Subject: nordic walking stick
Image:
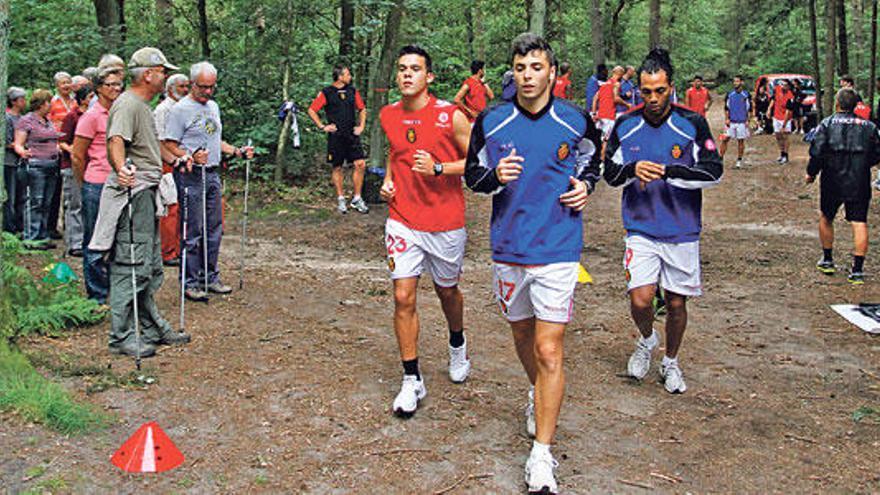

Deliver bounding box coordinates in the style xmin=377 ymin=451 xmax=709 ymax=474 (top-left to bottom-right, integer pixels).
xmin=200 ymin=152 xmax=208 ymax=295
xmin=238 ymin=139 xmax=252 ymax=290
xmin=179 ymin=186 xmax=188 ymax=333
xmin=24 ymin=159 xmax=31 ymax=243
xmin=124 ymin=158 xmax=141 ymax=370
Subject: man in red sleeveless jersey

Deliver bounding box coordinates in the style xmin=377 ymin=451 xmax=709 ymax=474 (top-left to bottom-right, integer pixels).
xmin=379 ymin=45 xmax=473 ymax=418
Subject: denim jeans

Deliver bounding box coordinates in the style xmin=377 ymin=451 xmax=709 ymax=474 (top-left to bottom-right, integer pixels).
xmin=175 ymin=167 xmax=224 ymax=289
xmin=82 ymin=181 xmax=108 ymax=303
xmin=23 ymin=159 xmax=59 ymax=241
xmin=2 ymin=165 xmax=24 ymax=233
xmin=61 ymin=168 xmax=83 ymax=250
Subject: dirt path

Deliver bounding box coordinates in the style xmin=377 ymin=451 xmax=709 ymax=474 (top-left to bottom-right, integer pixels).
xmin=3 ymin=102 xmax=880 ymax=494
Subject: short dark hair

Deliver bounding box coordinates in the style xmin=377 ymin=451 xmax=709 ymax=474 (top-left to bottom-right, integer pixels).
xmin=509 ymin=32 xmax=557 ymax=68
xmin=596 ymin=63 xmax=608 ymax=73
xmin=638 ymin=47 xmax=674 ymax=84
xmin=734 ymin=74 xmax=744 ymax=80
xmin=693 ymin=75 xmax=703 ymax=81
xmin=840 ymin=74 xmax=854 ymax=85
xmin=73 ymin=86 xmax=92 ymax=105
xmin=837 ymin=88 xmax=858 ymax=112
xmin=332 ymin=65 xmax=349 ymax=82
xmin=398 ymin=45 xmax=433 ymax=73
xmin=559 ymin=62 xmax=571 ymax=75
xmin=470 ymin=60 xmax=485 ymax=74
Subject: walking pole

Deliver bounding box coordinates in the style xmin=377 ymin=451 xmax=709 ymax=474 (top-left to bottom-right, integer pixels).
xmin=125 ymin=158 xmax=141 ymax=371
xmin=200 ymin=151 xmax=209 ymax=295
xmin=179 ymin=186 xmax=188 ymax=333
xmin=24 ymin=159 xmax=31 ymax=243
xmin=238 ymin=139 xmax=252 ymax=290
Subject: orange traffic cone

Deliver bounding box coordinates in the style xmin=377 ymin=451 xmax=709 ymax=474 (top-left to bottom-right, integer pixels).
xmin=111 ymin=422 xmax=184 ymax=473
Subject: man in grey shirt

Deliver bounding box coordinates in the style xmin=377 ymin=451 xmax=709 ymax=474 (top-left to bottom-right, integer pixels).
xmin=96 ymin=47 xmax=191 ymax=358
xmin=162 ymin=61 xmax=253 ymax=301
xmin=3 ymin=87 xmax=26 ymax=233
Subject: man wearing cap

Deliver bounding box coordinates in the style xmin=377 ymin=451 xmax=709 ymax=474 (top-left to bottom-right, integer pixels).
xmin=3 ymin=87 xmax=27 ymax=234
xmin=89 ymin=47 xmax=190 ymax=358
xmin=162 ymin=61 xmax=253 ymax=301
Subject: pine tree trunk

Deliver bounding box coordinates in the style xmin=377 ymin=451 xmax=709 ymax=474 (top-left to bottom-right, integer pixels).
xmin=824 ymin=0 xmax=838 ymax=116
xmin=869 ymin=0 xmax=878 ymax=110
xmin=838 ymin=0 xmax=849 ymax=75
xmin=0 ymin=0 xmax=8 ymax=206
xmin=274 ymin=0 xmax=295 ymax=181
xmin=474 ymin=0 xmax=485 ymax=60
xmin=367 ymin=0 xmax=406 ymax=168
xmin=590 ymin=0 xmax=605 ymax=65
xmin=809 ymin=0 xmax=824 ymax=119
xmin=611 ymin=0 xmax=626 ymax=60
xmin=155 ymin=0 xmax=176 ymax=55
xmin=340 ymin=0 xmax=355 ymax=61
xmin=649 ymin=0 xmax=661 ymax=49
xmin=529 ymin=0 xmax=546 ymax=36
xmin=93 ymin=0 xmax=124 ymax=50
xmin=198 ymin=0 xmax=210 ymax=58
xmin=853 ymin=0 xmax=866 ymax=79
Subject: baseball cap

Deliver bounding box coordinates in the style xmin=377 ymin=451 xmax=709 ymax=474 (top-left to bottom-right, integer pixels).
xmin=128 ymin=47 xmax=179 ymax=71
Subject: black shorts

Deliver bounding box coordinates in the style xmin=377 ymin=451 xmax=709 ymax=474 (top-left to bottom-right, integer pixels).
xmin=327 ymin=133 xmax=365 ymax=167
xmin=821 ymin=193 xmax=869 ymax=222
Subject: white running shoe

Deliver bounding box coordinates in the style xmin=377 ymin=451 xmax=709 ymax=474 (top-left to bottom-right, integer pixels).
xmin=350 ymin=196 xmax=369 ymax=214
xmin=627 ymin=331 xmax=657 ymax=380
xmin=524 ymin=449 xmax=559 ymax=494
xmin=525 ymin=385 xmax=536 ymax=438
xmin=448 ymin=337 xmax=471 ymax=383
xmin=337 ymin=196 xmax=348 ymax=214
xmin=660 ymin=360 xmax=688 ymax=394
xmin=392 ymin=375 xmax=426 ymax=417
xmin=735 ymin=159 xmax=743 ymax=169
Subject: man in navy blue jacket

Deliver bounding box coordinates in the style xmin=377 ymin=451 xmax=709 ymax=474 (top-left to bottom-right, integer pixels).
xmin=465 ymin=33 xmax=602 ymax=495
xmin=603 ymin=48 xmax=723 ymax=395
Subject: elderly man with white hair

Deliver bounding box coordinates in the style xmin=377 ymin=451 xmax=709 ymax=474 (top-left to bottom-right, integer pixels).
xmin=162 ymin=61 xmax=253 ymax=301
xmin=154 ymin=73 xmax=190 ymax=266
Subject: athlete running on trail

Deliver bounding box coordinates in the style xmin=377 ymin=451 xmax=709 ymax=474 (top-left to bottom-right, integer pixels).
xmin=684 ymin=75 xmax=711 ymax=117
xmin=603 ymin=48 xmax=723 ymax=395
xmin=767 ymin=79 xmax=794 ymax=164
xmin=465 ymin=33 xmax=602 ymax=495
xmin=379 ymin=45 xmax=473 ymax=418
xmin=719 ymin=75 xmax=751 ymax=169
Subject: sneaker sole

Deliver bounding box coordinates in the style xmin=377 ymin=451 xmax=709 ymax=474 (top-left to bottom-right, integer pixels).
xmin=527 ymin=488 xmax=556 ymax=495
xmin=848 ymin=279 xmax=865 ymax=285
xmin=816 ymin=266 xmax=835 ymax=275
xmin=449 ymin=363 xmax=470 ymax=383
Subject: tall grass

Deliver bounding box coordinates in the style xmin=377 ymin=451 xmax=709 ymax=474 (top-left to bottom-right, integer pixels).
xmin=0 ymin=341 xmax=106 ymax=434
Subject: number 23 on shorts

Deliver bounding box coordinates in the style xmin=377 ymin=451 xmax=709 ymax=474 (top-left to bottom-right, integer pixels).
xmin=386 ymin=234 xmax=407 ymax=255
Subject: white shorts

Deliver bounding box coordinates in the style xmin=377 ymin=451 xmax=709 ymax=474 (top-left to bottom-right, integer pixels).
xmin=385 ymin=218 xmax=466 ymax=287
xmin=726 ymin=122 xmax=750 ymax=140
xmin=624 ymin=235 xmax=702 ymax=297
xmin=493 ymin=262 xmax=579 ymax=323
xmin=597 ymin=119 xmax=615 ymax=140
xmin=773 ymin=118 xmax=791 ymax=134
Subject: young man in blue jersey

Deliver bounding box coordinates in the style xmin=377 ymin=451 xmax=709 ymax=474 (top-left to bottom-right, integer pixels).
xmin=603 ymin=48 xmax=723 ymax=394
xmin=719 ymin=75 xmax=751 ymax=168
xmin=465 ymin=33 xmax=602 ymax=495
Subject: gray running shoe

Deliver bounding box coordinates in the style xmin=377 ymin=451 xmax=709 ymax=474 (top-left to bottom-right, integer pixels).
xmin=350 ymin=196 xmax=369 ymax=214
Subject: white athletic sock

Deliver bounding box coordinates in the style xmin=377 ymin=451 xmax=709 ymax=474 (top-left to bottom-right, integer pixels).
xmin=640 ymin=330 xmax=659 ymax=349
xmin=352 ymin=195 xmax=362 ymax=201
xmin=531 ymin=440 xmax=551 ymax=458
xmin=662 ymin=355 xmax=678 ymax=368
xmin=337 ymin=195 xmax=345 ymax=200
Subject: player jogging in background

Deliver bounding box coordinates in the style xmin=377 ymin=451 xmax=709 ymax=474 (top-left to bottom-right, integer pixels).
xmin=767 ymin=79 xmax=794 ymax=164
xmin=454 ymin=60 xmax=494 ymax=123
xmin=465 ymin=32 xmax=602 ymax=495
xmin=684 ymin=75 xmax=711 ymax=117
xmin=379 ymin=45 xmax=473 ymax=418
xmin=592 ymin=66 xmax=629 ymax=142
xmin=603 ymin=48 xmax=723 ymax=395
xmin=719 ymin=75 xmax=751 ymax=168
xmin=552 ymin=62 xmax=573 ymax=99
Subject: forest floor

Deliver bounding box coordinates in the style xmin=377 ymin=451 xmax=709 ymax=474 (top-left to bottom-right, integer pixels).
xmin=3 ymin=102 xmax=880 ymax=494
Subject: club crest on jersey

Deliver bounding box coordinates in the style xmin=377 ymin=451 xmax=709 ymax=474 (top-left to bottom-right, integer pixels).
xmin=388 ymin=257 xmax=396 ymax=272
xmin=339 ymin=91 xmax=347 ymax=100
xmin=327 ymin=153 xmax=333 ymax=162
xmin=438 ymin=112 xmax=449 ymax=124
xmin=557 ymin=142 xmax=570 ymax=161
xmin=406 ymin=128 xmax=417 ymax=143
xmin=670 ymin=144 xmax=682 ymax=159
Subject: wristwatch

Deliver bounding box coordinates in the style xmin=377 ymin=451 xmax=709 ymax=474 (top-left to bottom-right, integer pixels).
xmin=433 ymin=162 xmax=443 ymax=176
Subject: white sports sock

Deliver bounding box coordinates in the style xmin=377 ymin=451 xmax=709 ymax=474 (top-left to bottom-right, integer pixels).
xmin=352 ymin=195 xmax=362 ymax=201
xmin=641 ymin=329 xmax=659 ymax=349
xmin=337 ymin=195 xmax=345 ymax=200
xmin=531 ymin=440 xmax=551 ymax=457
xmin=662 ymin=355 xmax=678 ymax=368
